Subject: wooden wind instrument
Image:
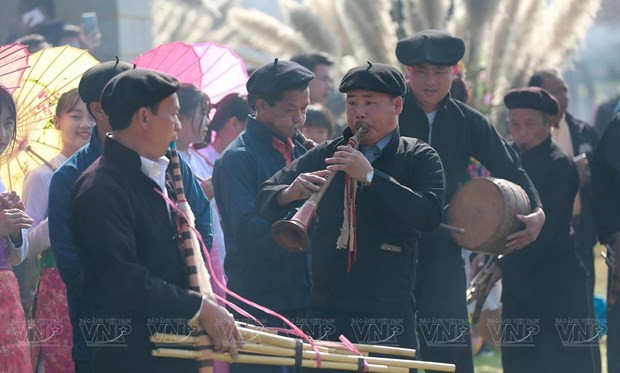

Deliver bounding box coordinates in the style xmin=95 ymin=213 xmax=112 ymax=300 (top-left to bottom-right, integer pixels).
xmin=271 ymin=125 xmax=366 ymax=252
xmin=167 ymin=141 xmax=214 ymax=372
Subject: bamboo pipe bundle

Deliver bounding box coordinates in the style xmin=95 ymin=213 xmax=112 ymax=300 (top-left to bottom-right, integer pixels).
xmin=238 ymin=323 xmax=416 ymax=358
xmin=152 ymin=348 xmax=408 ymax=373
xmin=150 ymin=328 xmax=456 ymax=372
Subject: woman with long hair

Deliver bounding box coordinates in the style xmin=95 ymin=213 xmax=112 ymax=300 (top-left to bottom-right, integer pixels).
xmin=0 ymin=85 xmax=34 ymax=373
xmin=23 ymin=88 xmax=93 ymax=372
xmin=176 ymin=84 xmax=249 ymax=373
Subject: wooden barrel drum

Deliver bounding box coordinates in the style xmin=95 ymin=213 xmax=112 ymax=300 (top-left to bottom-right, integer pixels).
xmin=447 ymin=177 xmax=531 ymax=256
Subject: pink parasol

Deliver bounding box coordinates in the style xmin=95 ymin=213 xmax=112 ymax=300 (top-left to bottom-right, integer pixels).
xmin=133 ymin=41 xmax=249 ymax=105
xmin=0 ymin=43 xmax=30 ymax=93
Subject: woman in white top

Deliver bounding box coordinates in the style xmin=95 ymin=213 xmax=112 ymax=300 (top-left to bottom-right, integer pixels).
xmin=0 ymin=85 xmax=34 ymax=373
xmin=175 ymin=84 xmax=228 ymax=293
xmin=176 ymin=84 xmax=248 ymax=373
xmin=192 ymin=93 xmax=250 ymax=271
xmin=23 ymin=88 xmax=93 ymax=372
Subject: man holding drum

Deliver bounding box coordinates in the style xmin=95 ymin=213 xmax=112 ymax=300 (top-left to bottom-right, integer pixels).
xmin=395 ymin=30 xmax=545 ymax=372
xmin=499 ymin=87 xmax=594 ymax=372
xmin=257 ymin=62 xmax=445 ymax=370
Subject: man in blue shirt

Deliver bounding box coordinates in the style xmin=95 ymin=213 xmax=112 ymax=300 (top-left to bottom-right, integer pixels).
xmin=48 ymin=60 xmax=213 ymax=373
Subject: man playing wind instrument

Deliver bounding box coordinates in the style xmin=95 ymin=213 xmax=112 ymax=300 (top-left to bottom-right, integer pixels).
xmin=257 ymin=63 xmax=445 ymax=372
xmin=212 ymin=59 xmax=314 ymax=373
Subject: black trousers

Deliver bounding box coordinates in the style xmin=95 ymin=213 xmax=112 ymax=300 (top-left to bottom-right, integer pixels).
xmin=415 ymin=262 xmax=474 ymax=373
xmin=608 ymin=267 xmax=620 ymax=373
xmin=501 ymin=266 xmax=595 ymax=373
xmin=301 ymin=307 xmax=418 ymax=373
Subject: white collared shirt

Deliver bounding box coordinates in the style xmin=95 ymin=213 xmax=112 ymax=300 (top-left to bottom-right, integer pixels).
xmin=139 ymin=155 xmax=170 ymax=193
xmin=139 ymin=156 xmax=171 ymax=215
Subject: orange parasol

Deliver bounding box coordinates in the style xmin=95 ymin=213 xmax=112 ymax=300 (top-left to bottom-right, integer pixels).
xmin=0 ymin=45 xmax=98 ymax=193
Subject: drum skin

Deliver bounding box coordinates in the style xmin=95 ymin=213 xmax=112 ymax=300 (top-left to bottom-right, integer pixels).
xmin=447 ymin=177 xmax=531 ymax=255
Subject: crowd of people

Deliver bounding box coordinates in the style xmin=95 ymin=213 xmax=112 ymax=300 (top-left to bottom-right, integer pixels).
xmin=0 ymin=23 xmax=618 ymax=373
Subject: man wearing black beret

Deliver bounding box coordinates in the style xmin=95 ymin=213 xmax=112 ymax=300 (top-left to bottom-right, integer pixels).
xmin=49 ymin=60 xmax=217 ymax=373
xmin=498 ymin=87 xmax=594 ymax=372
xmin=212 ymin=59 xmax=314 ymax=373
xmin=529 ymin=71 xmax=601 ymax=372
xmin=396 ymin=30 xmax=545 ymax=372
xmin=49 ymin=59 xmax=133 ymax=373
xmin=67 ymin=69 xmax=242 ymax=372
xmin=256 ymin=62 xmax=446 ymax=367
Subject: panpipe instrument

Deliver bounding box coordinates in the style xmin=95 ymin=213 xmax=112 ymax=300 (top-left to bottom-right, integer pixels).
xmin=151 ymin=322 xmax=456 ymax=372
xmin=168 ymin=141 xmax=214 ymax=372
xmin=271 ymin=125 xmax=367 ymax=252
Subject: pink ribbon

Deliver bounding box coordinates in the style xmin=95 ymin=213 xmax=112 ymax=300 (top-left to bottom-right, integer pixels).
xmin=155 ymin=188 xmax=324 ymax=366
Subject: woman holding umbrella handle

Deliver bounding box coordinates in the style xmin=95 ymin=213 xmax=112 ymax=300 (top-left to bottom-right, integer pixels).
xmin=22 ymin=88 xmax=94 ymax=372
xmin=0 ymin=85 xmax=34 ymax=373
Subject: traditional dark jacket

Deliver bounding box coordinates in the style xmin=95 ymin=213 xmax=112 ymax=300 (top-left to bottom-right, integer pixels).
xmin=69 ymin=138 xmax=202 ymax=372
xmin=565 ymin=113 xmax=599 ymax=254
xmin=593 ymin=95 xmax=620 ymax=137
xmin=398 ymin=91 xmax=542 ymax=269
xmin=256 ymin=128 xmax=445 ymax=316
xmin=499 ymin=136 xmax=581 ymax=296
xmin=212 ymin=116 xmax=311 ymax=311
xmin=591 ymin=114 xmax=620 ymax=243
xmin=497 ymin=137 xmax=595 ymax=373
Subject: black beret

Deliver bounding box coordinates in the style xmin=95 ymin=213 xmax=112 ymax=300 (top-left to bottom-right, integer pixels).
xmin=78 ymin=59 xmax=134 ymax=103
xmin=339 ymin=62 xmax=406 ymax=97
xmin=100 ymin=69 xmax=180 ymax=125
xmin=246 ymin=58 xmax=314 ymax=96
xmin=396 ymin=30 xmax=465 ymax=66
xmin=504 ymin=87 xmax=559 ymax=116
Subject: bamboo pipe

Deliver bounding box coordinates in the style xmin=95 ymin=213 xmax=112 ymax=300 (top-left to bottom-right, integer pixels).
xmin=236 ymin=320 xmax=415 ymax=357
xmin=238 ymin=327 xmax=330 ymax=353
xmin=152 ymin=349 xmax=409 ymax=373
xmin=240 ymin=341 xmax=452 ymax=372
xmin=345 ymin=343 xmax=416 ymax=358
xmin=235 ymin=321 xmax=278 ymax=334
xmin=151 ymin=331 xmax=330 ymax=354
xmin=150 ymin=335 xmax=451 ymax=372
